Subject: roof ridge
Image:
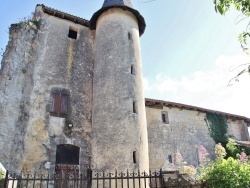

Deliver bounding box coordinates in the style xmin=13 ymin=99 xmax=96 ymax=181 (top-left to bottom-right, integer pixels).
xmin=36 ymin=4 xmax=89 ymax=27
xmin=145 ymin=98 xmax=250 ymax=123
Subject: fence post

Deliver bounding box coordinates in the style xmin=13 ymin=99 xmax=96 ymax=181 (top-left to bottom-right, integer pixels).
xmin=160 ymin=169 xmax=164 ymax=188
xmin=87 ymin=168 xmax=92 ymax=188
xmin=3 ymin=170 xmax=8 ymax=188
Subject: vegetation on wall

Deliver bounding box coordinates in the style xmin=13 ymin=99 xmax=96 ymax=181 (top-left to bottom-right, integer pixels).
xmin=206 ymin=112 xmax=250 ymax=158
xmin=0 ymin=171 xmax=4 ymax=180
xmin=10 ymin=12 xmax=42 ymax=33
xmin=205 ymin=112 xmax=228 ymax=144
xmin=227 ymin=138 xmax=250 ymax=157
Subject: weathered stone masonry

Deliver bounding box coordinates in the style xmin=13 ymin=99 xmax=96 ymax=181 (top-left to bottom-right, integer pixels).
xmin=0 ymin=5 xmax=94 ymax=172
xmin=145 ymin=99 xmax=250 ymax=170
xmin=0 ymin=1 xmax=249 ymax=174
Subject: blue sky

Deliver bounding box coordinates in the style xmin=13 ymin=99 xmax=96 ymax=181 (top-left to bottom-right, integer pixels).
xmin=0 ymin=0 xmax=250 ymax=117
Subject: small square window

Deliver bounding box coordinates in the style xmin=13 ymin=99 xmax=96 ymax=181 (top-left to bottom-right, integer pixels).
xmin=161 ymin=111 xmax=169 ymax=124
xmin=68 ymin=27 xmax=78 ymax=39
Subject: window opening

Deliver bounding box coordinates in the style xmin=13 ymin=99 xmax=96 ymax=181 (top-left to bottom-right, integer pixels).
xmin=133 ymin=101 xmax=137 ymax=114
xmin=133 ymin=151 xmax=137 ymax=164
xmin=68 ymin=27 xmax=78 ymax=39
xmin=51 ymin=91 xmax=68 ymax=117
xmin=131 ymin=64 xmax=135 ymax=75
xmin=128 ymin=32 xmax=132 ymax=40
xmin=168 ymin=155 xmax=172 ymax=163
xmin=161 ymin=111 xmax=169 ymax=124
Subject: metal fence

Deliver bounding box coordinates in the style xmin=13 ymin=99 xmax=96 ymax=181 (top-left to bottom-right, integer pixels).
xmin=3 ymin=167 xmax=164 ymax=188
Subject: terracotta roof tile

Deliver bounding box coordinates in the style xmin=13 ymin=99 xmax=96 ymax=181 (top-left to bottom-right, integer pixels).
xmin=37 ymin=4 xmax=89 ymax=27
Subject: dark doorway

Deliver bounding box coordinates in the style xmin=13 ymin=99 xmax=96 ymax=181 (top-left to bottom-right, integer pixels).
xmin=55 ymin=144 xmax=80 ymax=188
xmin=56 ymin=144 xmax=80 ymax=165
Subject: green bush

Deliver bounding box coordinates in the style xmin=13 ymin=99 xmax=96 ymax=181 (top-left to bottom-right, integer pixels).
xmin=201 ymin=157 xmax=250 ymax=188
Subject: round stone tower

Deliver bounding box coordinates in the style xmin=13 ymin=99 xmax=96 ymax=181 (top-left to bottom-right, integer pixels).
xmin=90 ymin=0 xmax=149 ymax=172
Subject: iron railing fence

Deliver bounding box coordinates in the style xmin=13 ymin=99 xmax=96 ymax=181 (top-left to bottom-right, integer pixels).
xmin=91 ymin=169 xmax=164 ymax=188
xmin=3 ymin=170 xmax=91 ymax=188
xmin=3 ymin=167 xmax=165 ymax=188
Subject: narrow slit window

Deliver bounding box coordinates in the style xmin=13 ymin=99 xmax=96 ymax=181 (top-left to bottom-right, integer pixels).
xmin=128 ymin=32 xmax=132 ymax=40
xmin=68 ymin=27 xmax=78 ymax=39
xmin=168 ymin=155 xmax=172 ymax=163
xmin=161 ymin=111 xmax=169 ymax=124
xmin=131 ymin=64 xmax=135 ymax=75
xmin=133 ymin=151 xmax=137 ymax=164
xmin=133 ymin=101 xmax=137 ymax=114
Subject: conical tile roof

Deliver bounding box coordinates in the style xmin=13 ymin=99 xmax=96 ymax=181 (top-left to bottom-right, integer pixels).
xmin=102 ymin=0 xmax=133 ymax=8
xmin=90 ymin=0 xmax=146 ymax=36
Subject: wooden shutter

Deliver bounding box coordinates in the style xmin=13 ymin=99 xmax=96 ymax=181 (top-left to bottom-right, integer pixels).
xmin=51 ymin=92 xmax=68 ymax=117
xmin=51 ymin=93 xmax=61 ymax=116
xmin=60 ymin=94 xmax=68 ymax=116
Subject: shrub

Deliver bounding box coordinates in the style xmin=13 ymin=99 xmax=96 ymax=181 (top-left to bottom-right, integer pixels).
xmin=201 ymin=143 xmax=250 ymax=188
xmin=201 ymin=157 xmax=250 ymax=188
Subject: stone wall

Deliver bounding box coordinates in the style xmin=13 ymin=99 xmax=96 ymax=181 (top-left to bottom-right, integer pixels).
xmin=146 ymin=105 xmax=249 ymax=171
xmin=0 ymin=22 xmax=38 ymax=171
xmin=0 ymin=7 xmax=94 ymax=172
xmin=92 ymin=8 xmax=149 ymax=172
xmin=227 ymin=119 xmax=249 ymax=141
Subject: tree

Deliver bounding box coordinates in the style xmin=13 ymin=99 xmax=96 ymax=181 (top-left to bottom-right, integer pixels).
xmin=213 ymin=0 xmax=250 ymax=85
xmin=214 ymin=0 xmax=250 ymax=51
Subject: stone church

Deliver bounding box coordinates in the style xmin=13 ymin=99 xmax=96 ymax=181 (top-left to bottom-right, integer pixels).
xmin=0 ymin=0 xmax=249 ymax=174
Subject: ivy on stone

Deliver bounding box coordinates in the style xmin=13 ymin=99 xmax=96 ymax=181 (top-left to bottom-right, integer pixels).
xmin=206 ymin=112 xmax=228 ymax=144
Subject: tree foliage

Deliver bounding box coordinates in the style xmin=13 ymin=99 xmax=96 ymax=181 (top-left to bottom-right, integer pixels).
xmin=214 ymin=0 xmax=250 ymax=51
xmin=214 ymin=0 xmax=250 ymax=15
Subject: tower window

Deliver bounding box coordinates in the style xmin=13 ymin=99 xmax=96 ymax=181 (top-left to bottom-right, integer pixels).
xmin=68 ymin=26 xmax=78 ymax=39
xmin=133 ymin=101 xmax=137 ymax=114
xmin=131 ymin=64 xmax=135 ymax=75
xmin=51 ymin=91 xmax=68 ymax=118
xmin=133 ymin=151 xmax=137 ymax=164
xmin=128 ymin=32 xmax=132 ymax=40
xmin=161 ymin=111 xmax=169 ymax=124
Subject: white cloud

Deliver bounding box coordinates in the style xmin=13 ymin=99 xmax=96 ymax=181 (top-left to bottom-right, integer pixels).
xmin=144 ymin=54 xmax=250 ymax=117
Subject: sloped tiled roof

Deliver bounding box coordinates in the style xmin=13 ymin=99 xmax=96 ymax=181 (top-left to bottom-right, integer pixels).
xmin=145 ymin=98 xmax=250 ymax=124
xmin=37 ymin=4 xmax=90 ymax=27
